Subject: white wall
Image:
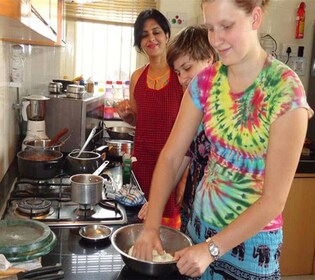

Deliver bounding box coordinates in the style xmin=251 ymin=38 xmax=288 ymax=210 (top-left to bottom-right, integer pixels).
xmin=158 ymin=0 xmax=315 ymax=92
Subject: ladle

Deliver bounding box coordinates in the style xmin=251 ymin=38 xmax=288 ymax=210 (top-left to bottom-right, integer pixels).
xmin=76 ymin=127 xmax=96 ymax=158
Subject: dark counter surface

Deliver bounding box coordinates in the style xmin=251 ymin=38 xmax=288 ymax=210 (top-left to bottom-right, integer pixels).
xmin=0 ymin=159 xmax=185 ymax=280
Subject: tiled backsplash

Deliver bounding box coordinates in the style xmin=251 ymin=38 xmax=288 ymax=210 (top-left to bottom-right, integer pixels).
xmin=0 ymin=41 xmax=62 ymax=180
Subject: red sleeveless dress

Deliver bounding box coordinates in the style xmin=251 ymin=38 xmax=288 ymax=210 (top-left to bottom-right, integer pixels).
xmin=132 ymin=65 xmax=183 ymax=222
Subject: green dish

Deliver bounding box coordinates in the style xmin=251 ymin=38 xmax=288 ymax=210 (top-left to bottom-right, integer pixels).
xmin=0 ymin=219 xmax=52 ymax=256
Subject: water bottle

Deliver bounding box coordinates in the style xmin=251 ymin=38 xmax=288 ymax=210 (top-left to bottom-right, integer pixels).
xmin=113 ymin=81 xmax=124 ymax=118
xmin=123 ymin=80 xmax=130 ymax=99
xmin=104 ymin=80 xmax=114 ymax=119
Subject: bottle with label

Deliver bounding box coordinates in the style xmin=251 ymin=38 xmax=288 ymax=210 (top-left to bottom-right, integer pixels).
xmin=104 ymin=80 xmax=114 ymax=119
xmin=123 ymin=80 xmax=130 ymax=99
xmin=113 ymin=80 xmax=124 ymax=118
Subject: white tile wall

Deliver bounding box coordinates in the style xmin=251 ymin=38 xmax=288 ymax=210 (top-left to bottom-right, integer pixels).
xmin=0 ymin=41 xmax=62 ymax=181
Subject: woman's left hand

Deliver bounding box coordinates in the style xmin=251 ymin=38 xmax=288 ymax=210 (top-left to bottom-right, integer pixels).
xmin=174 ymin=242 xmax=212 ymax=277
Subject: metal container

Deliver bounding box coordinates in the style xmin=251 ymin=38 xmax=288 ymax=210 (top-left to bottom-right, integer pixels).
xmin=111 ymin=224 xmax=192 ymax=277
xmin=64 ymin=150 xmax=103 ymax=175
xmin=106 ymin=139 xmax=133 ymax=157
xmin=23 ymin=139 xmax=63 ymax=151
xmin=24 ymin=95 xmax=49 ymax=121
xmin=48 ymin=82 xmax=63 ymax=94
xmin=17 ymin=149 xmax=63 ymax=180
xmin=70 ymin=174 xmax=104 ymax=205
xmin=106 ymin=126 xmax=134 ymax=140
xmin=79 ymin=225 xmax=112 ymax=242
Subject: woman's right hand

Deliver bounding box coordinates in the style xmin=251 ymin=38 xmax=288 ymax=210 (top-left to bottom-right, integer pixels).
xmin=132 ymin=227 xmax=164 ymax=262
xmin=116 ymin=99 xmax=135 ymax=125
xmin=138 ymin=202 xmax=149 ymax=220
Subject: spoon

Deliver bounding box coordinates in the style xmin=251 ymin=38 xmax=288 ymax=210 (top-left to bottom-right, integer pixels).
xmin=76 ymin=127 xmax=96 ymax=158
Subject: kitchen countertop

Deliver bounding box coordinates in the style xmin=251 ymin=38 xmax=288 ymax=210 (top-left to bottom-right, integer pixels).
xmin=0 ymin=159 xmax=186 ymax=280
xmin=1 ymin=156 xmax=315 ymax=279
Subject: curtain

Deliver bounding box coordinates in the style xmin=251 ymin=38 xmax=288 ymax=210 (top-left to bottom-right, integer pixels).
xmin=64 ymin=0 xmax=157 ymax=84
xmin=65 ymin=0 xmax=158 ymax=26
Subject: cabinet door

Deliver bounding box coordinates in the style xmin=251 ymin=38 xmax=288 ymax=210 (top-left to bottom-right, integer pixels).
xmin=50 ymin=0 xmax=58 ymax=34
xmin=280 ymin=177 xmax=315 ymax=275
xmin=31 ymin=0 xmax=50 ymax=25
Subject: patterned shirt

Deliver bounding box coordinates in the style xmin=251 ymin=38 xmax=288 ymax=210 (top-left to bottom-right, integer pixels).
xmin=189 ymin=55 xmax=312 ymax=231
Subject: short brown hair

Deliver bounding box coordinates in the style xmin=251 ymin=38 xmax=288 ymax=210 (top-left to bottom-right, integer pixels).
xmin=167 ymin=25 xmax=217 ymax=69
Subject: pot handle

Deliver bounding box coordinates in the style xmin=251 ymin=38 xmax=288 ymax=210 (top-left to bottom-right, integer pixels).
xmin=93 ymin=160 xmax=109 ymax=176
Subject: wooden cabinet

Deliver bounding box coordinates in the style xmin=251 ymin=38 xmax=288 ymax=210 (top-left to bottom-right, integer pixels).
xmin=0 ymin=0 xmax=63 ymax=46
xmin=280 ymin=175 xmax=315 ymax=276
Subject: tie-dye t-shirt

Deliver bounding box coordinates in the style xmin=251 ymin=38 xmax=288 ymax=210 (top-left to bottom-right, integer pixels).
xmin=189 ymin=55 xmax=312 ymax=231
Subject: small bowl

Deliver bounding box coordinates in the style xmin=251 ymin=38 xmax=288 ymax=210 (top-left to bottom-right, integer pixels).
xmin=79 ymin=225 xmax=112 ymax=242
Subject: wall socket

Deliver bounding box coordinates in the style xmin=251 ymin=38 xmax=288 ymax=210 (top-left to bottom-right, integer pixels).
xmin=278 ymin=55 xmax=306 ymax=76
xmin=281 ymin=44 xmax=300 ymax=57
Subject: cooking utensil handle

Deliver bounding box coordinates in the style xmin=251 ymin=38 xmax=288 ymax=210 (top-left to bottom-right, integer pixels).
xmin=47 ymin=128 xmax=69 ymax=147
xmin=93 ymin=160 xmax=110 ymax=176
xmin=17 ymin=264 xmax=62 ymax=279
xmin=24 ymin=271 xmax=65 ymax=280
xmin=77 ymin=127 xmax=96 ymax=158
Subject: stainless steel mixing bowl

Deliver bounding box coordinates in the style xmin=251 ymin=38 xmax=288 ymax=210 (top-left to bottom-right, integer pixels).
xmin=111 ymin=223 xmax=192 ymax=277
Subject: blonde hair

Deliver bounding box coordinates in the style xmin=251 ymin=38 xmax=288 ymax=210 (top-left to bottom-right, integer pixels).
xmin=200 ymin=0 xmax=269 ymax=14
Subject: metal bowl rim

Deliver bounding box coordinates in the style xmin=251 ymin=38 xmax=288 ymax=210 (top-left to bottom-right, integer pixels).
xmin=111 ymin=223 xmax=192 ymax=265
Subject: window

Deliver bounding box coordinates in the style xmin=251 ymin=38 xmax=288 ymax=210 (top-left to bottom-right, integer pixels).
xmin=65 ymin=0 xmax=157 ymax=83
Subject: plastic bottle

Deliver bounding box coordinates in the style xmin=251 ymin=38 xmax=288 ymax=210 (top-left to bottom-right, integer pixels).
xmin=295 ymin=2 xmax=306 ymax=39
xmin=104 ymin=80 xmax=114 ymax=119
xmin=123 ymin=80 xmax=130 ymax=99
xmin=113 ymin=81 xmax=124 ymax=118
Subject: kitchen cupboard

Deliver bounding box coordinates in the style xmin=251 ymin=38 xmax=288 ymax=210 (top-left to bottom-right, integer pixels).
xmin=280 ymin=174 xmax=315 ymax=276
xmin=0 ymin=0 xmax=63 ymax=46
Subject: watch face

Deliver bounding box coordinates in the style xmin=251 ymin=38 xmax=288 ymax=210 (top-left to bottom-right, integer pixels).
xmin=211 ymin=245 xmax=219 ymax=256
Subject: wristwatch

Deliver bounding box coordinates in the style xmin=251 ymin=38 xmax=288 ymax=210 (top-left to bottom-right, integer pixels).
xmin=206 ymin=237 xmax=220 ymax=261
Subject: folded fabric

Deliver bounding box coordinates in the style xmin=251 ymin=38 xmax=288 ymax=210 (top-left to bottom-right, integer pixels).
xmin=114 ymin=184 xmax=146 ymax=206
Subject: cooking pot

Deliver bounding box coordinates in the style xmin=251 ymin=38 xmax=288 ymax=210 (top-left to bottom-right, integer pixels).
xmin=106 ymin=139 xmax=133 ymax=157
xmin=106 ymin=126 xmax=135 ymax=141
xmin=17 ymin=149 xmax=63 ymax=180
xmin=67 ymin=84 xmax=85 ymax=99
xmin=48 ymin=82 xmax=63 ymax=94
xmin=70 ymin=160 xmax=109 ymax=205
xmin=23 ymin=139 xmax=63 ymax=151
xmin=64 ymin=150 xmax=106 ymax=176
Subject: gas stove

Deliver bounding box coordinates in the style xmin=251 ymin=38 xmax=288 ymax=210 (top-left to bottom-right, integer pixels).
xmin=1 ymin=172 xmax=128 ymax=227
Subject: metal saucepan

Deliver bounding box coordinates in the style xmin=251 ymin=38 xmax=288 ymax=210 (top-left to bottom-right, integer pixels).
xmin=106 ymin=126 xmax=135 ymax=141
xmin=70 ymin=160 xmax=109 ymax=205
xmin=23 ymin=139 xmax=63 ymax=151
xmin=17 ymin=149 xmax=63 ymax=180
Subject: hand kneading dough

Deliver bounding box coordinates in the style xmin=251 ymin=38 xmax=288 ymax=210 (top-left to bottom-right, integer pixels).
xmin=128 ymin=245 xmax=174 ymax=262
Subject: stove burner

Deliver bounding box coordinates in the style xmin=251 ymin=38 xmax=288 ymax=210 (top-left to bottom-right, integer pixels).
xmin=74 ymin=205 xmax=95 ymax=217
xmin=17 ymin=198 xmax=52 ymax=215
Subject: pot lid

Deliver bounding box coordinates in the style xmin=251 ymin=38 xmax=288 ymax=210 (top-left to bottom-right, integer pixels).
xmin=24 ymin=95 xmax=49 ymax=101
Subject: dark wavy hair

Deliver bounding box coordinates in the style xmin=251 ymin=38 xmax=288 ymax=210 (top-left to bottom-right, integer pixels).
xmin=134 ymin=9 xmax=171 ymax=53
xmin=167 ymin=25 xmax=218 ymax=69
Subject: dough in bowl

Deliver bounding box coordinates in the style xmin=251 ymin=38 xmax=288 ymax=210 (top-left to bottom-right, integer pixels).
xmin=128 ymin=245 xmax=174 ymax=262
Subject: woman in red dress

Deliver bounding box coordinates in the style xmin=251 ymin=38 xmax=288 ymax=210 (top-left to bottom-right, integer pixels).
xmin=117 ymin=9 xmax=183 ymax=229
